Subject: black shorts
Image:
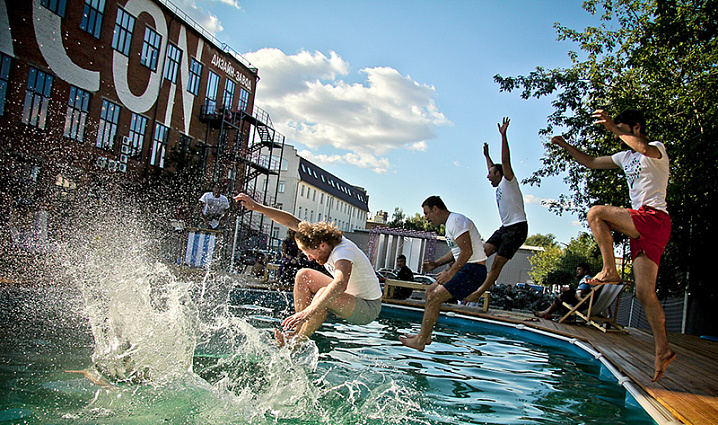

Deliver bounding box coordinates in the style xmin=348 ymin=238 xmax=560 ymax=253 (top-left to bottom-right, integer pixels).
xmin=443 ymin=263 xmax=488 ymax=300
xmin=485 ymin=221 xmax=528 ymax=260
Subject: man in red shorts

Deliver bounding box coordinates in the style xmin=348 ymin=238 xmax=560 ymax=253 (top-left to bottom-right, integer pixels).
xmin=550 ymin=108 xmax=675 ymax=382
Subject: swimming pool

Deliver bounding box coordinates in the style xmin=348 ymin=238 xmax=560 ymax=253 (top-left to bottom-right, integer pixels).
xmin=0 ymin=284 xmax=667 ymax=424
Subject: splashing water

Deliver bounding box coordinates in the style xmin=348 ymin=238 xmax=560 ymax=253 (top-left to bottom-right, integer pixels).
xmin=16 ymin=206 xmax=426 ymax=424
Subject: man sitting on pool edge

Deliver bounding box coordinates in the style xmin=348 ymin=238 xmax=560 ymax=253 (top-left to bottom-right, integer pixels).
xmin=235 ymin=193 xmax=383 ymax=347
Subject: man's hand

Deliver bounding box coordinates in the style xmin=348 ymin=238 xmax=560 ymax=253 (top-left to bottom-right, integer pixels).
xmin=234 ymin=193 xmax=258 ymax=211
xmin=592 ymin=109 xmax=618 ymax=133
xmin=422 ymin=259 xmax=437 ymax=273
xmin=282 ymin=309 xmax=311 ymax=331
xmin=498 ymin=117 xmax=510 ymax=135
xmin=550 ymin=135 xmax=566 ymax=146
xmin=483 ymin=142 xmax=490 ymax=157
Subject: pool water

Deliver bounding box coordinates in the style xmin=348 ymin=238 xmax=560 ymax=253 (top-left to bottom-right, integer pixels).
xmin=0 ymin=285 xmax=656 ymax=425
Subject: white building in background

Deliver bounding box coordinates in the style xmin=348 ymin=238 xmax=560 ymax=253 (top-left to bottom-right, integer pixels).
xmin=254 ymin=145 xmax=370 ymax=249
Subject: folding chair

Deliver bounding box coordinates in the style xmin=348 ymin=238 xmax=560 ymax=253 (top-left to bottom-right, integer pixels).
xmin=558 ymin=281 xmax=632 ymax=333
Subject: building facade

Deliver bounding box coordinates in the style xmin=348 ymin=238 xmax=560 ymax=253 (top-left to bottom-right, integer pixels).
xmin=0 ymin=0 xmax=279 ymax=204
xmin=252 ymin=145 xmax=370 ymax=250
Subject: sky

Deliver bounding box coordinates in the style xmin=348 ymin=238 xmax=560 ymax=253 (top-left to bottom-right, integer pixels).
xmin=176 ymin=0 xmax=606 ymax=244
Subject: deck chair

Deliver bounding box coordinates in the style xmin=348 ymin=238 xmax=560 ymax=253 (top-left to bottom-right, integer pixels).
xmin=558 ymin=281 xmax=632 ymax=333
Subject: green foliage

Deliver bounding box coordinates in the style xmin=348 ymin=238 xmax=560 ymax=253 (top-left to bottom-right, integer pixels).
xmin=529 ymin=232 xmax=604 ymax=286
xmin=496 ymin=0 xmax=718 ymax=296
xmin=525 ymin=233 xmax=559 ymax=248
xmin=387 ymin=207 xmax=443 ymax=234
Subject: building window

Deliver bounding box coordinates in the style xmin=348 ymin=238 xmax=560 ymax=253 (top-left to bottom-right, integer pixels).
xmin=164 ymin=44 xmax=182 ymax=83
xmin=188 ymin=59 xmax=202 ymax=95
xmin=0 ymin=53 xmax=12 ymax=116
xmin=223 ymin=79 xmax=235 ymax=108
xmin=22 ymin=67 xmax=54 ymax=129
xmin=298 ymin=206 xmax=302 ymax=218
xmin=128 ymin=113 xmax=147 ymax=158
xmin=140 ymin=27 xmax=162 ymax=71
xmin=300 ymin=185 xmax=305 ymax=197
xmin=112 ymin=8 xmax=134 ymax=56
xmin=80 ymin=0 xmax=105 ymax=39
xmin=41 ymin=0 xmax=67 ymax=17
xmin=96 ymin=99 xmax=121 ymax=150
xmin=150 ymin=123 xmax=169 ymax=168
xmin=312 ymin=190 xmax=316 ymax=202
xmin=310 ymin=211 xmax=314 ymax=222
xmin=318 ymin=213 xmax=322 ymax=222
xmin=320 ymin=193 xmax=324 ymax=204
xmin=63 ymin=86 xmax=90 ymax=142
xmin=179 ymin=133 xmax=192 ymax=152
xmin=277 ymin=181 xmax=285 ymax=193
xmin=204 ymin=70 xmax=219 ymax=111
xmin=238 ymin=88 xmax=249 ymax=112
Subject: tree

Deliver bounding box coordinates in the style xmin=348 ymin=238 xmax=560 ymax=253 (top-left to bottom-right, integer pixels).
xmin=387 ymin=207 xmax=406 ymax=228
xmin=495 ymin=0 xmax=718 ymax=302
xmin=525 ymin=233 xmax=559 ymax=248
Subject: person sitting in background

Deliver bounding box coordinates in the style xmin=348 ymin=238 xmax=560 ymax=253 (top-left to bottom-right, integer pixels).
xmin=197 ymin=183 xmax=230 ymax=229
xmin=391 ymin=254 xmax=415 ymax=300
xmin=533 ymin=262 xmax=593 ymax=319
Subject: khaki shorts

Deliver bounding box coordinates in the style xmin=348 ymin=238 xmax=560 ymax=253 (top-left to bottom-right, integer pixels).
xmin=346 ymin=297 xmax=382 ymax=325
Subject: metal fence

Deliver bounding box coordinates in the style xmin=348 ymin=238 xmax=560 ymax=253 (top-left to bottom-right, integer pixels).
xmin=614 ymin=293 xmax=686 ymax=334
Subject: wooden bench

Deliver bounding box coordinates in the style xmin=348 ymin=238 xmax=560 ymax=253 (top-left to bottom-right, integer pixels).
xmin=383 ymin=278 xmax=491 ymax=312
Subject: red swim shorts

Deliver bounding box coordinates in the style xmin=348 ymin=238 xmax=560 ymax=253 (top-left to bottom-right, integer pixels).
xmin=629 ymin=205 xmax=671 ymax=266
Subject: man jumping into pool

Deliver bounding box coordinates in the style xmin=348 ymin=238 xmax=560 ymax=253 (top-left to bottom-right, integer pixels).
xmin=463 ymin=117 xmax=528 ymax=306
xmin=550 ymin=108 xmax=676 ymax=381
xmin=235 ymin=193 xmax=383 ymax=348
xmin=400 ymin=196 xmax=487 ymax=351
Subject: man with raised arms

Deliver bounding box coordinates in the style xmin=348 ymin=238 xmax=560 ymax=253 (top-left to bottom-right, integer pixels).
xmin=234 ymin=193 xmax=383 ymax=347
xmin=400 ymin=196 xmax=487 ymax=351
xmin=463 ymin=117 xmax=528 ymax=306
xmin=550 ymin=108 xmax=675 ymax=381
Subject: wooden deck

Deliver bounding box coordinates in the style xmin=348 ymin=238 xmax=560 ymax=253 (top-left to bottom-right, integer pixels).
xmin=384 ymin=298 xmax=718 ymax=425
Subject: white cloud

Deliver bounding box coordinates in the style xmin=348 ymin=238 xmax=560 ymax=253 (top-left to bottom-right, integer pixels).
xmin=298 ymin=150 xmax=390 ymax=174
xmin=453 ymin=161 xmax=461 ymax=167
xmin=409 ymin=141 xmax=428 ymax=151
xmin=571 ymin=221 xmax=583 ymax=226
xmin=174 ymin=0 xmax=238 ymax=34
xmin=244 ymin=48 xmax=451 ymax=172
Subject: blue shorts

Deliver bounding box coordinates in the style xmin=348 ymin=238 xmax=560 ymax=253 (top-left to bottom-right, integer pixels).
xmin=443 ymin=263 xmax=487 ymax=300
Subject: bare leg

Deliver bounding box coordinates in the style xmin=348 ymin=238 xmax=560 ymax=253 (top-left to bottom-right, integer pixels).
xmin=632 ymin=254 xmax=676 ymax=381
xmin=400 ymin=284 xmax=453 ymax=351
xmin=587 ymin=205 xmax=639 ymax=282
xmin=463 ymin=256 xmax=506 ymax=303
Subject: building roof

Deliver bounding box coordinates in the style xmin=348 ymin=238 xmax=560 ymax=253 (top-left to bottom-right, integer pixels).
xmin=298 ymin=158 xmax=369 ymax=212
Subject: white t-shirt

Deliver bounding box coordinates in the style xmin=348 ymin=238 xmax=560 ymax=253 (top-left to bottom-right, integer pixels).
xmin=496 ymin=177 xmax=527 ymax=227
xmin=199 ymin=192 xmax=230 ymax=228
xmin=445 ymin=212 xmax=487 ymax=264
xmin=611 ymin=141 xmax=669 ymax=212
xmin=324 ymin=237 xmax=383 ymax=301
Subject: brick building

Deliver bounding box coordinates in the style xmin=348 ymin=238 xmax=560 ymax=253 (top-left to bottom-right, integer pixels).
xmin=0 ymin=0 xmax=283 ymax=209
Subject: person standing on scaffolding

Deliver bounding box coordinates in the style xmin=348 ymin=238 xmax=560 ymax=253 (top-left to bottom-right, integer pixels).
xmin=234 ymin=193 xmax=382 ymax=348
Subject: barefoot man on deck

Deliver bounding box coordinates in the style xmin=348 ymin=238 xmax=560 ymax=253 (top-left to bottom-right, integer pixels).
xmin=550 ymin=108 xmax=676 ymax=381
xmin=235 ymin=193 xmax=382 ymax=347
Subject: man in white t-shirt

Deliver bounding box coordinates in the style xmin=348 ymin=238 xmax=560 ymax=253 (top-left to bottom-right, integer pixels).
xmin=198 ymin=183 xmax=230 ymax=229
xmin=234 ymin=193 xmax=382 ymax=348
xmin=464 ymin=118 xmax=528 ymax=305
xmin=551 ymin=108 xmax=675 ymax=382
xmin=400 ymin=196 xmax=487 ymax=351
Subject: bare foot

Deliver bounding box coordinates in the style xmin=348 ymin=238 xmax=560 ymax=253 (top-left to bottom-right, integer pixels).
xmin=587 ymin=269 xmax=621 ymax=284
xmin=66 ymin=368 xmax=114 ymax=388
xmin=399 ymin=334 xmax=427 ymax=351
xmin=652 ymin=350 xmax=677 ymax=382
xmin=274 ymin=328 xmax=287 ymax=348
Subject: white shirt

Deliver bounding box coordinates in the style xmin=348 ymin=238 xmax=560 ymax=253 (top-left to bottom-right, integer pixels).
xmin=611 ymin=141 xmax=669 ymax=212
xmin=445 ymin=212 xmax=487 ymax=264
xmin=324 ymin=237 xmax=383 ymax=301
xmin=199 ymin=192 xmax=230 ymax=228
xmin=496 ymin=177 xmax=527 ymax=227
